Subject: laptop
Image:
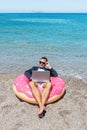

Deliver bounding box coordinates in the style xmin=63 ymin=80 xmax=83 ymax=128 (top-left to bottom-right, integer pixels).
xmin=31 ymin=71 xmax=50 ymax=82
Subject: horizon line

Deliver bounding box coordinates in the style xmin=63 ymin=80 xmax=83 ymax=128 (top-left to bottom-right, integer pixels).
xmin=0 ymin=11 xmax=87 ymax=14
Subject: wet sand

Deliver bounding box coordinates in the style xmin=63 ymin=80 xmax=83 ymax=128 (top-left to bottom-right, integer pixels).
xmin=0 ymin=73 xmax=87 ymax=130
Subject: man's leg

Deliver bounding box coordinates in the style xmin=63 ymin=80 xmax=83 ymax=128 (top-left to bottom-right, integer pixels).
xmin=29 ymin=81 xmax=45 ymax=115
xmin=42 ymin=82 xmax=52 ymax=106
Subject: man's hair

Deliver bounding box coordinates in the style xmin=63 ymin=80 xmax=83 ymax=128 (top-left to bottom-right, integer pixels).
xmin=40 ymin=57 xmax=48 ymax=62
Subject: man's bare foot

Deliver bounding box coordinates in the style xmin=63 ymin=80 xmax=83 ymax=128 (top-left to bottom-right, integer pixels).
xmin=38 ymin=106 xmax=46 ymax=118
xmin=38 ymin=106 xmax=45 ymax=115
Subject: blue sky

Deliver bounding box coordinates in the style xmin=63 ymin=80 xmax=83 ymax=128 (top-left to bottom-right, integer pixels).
xmin=0 ymin=0 xmax=87 ymax=13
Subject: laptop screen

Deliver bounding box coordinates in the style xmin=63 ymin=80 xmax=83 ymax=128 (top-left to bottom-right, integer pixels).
xmin=31 ymin=71 xmax=50 ymax=82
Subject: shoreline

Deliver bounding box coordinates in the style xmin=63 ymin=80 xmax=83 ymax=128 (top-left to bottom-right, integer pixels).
xmin=0 ymin=72 xmax=87 ymax=84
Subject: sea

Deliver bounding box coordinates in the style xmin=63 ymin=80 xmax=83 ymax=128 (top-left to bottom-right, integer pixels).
xmin=0 ymin=13 xmax=87 ymax=83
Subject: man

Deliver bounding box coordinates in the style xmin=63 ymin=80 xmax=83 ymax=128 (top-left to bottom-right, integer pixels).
xmin=24 ymin=57 xmax=58 ymax=117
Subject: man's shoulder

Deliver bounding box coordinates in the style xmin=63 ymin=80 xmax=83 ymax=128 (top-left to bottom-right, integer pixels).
xmin=32 ymin=66 xmax=39 ymax=70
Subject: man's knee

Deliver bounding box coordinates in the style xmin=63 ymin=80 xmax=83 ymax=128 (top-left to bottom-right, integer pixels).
xmin=29 ymin=81 xmax=37 ymax=88
xmin=46 ymin=82 xmax=52 ymax=89
xmin=29 ymin=81 xmax=34 ymax=85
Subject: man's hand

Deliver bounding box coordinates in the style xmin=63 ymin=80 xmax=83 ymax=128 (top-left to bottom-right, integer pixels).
xmin=46 ymin=62 xmax=51 ymax=69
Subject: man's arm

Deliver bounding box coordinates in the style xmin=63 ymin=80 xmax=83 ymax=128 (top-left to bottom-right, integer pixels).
xmin=49 ymin=68 xmax=58 ymax=77
xmin=45 ymin=62 xmax=58 ymax=77
xmin=24 ymin=67 xmax=33 ymax=79
xmin=24 ymin=66 xmax=39 ymax=79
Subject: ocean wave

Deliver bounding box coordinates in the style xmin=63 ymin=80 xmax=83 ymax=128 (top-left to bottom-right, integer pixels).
xmin=11 ymin=18 xmax=70 ymax=24
xmin=59 ymin=69 xmax=87 ymax=84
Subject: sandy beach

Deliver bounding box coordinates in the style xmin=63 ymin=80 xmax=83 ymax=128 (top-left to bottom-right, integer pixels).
xmin=0 ymin=73 xmax=87 ymax=130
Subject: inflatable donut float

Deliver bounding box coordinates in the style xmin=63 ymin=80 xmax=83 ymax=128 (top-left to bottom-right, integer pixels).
xmin=13 ymin=74 xmax=66 ymax=104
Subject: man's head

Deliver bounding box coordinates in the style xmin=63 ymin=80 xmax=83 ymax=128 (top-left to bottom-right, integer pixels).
xmin=39 ymin=57 xmax=48 ymax=68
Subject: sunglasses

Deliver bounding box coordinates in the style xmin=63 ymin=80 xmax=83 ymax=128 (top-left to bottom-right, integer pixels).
xmin=39 ymin=61 xmax=46 ymax=65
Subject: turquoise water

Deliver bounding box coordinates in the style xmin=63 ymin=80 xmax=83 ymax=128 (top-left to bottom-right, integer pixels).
xmin=0 ymin=13 xmax=87 ymax=82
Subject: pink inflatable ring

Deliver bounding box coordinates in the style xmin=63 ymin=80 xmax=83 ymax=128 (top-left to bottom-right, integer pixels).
xmin=13 ymin=74 xmax=66 ymax=104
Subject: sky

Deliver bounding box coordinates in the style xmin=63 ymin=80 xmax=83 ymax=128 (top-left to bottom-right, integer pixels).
xmin=0 ymin=0 xmax=87 ymax=13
